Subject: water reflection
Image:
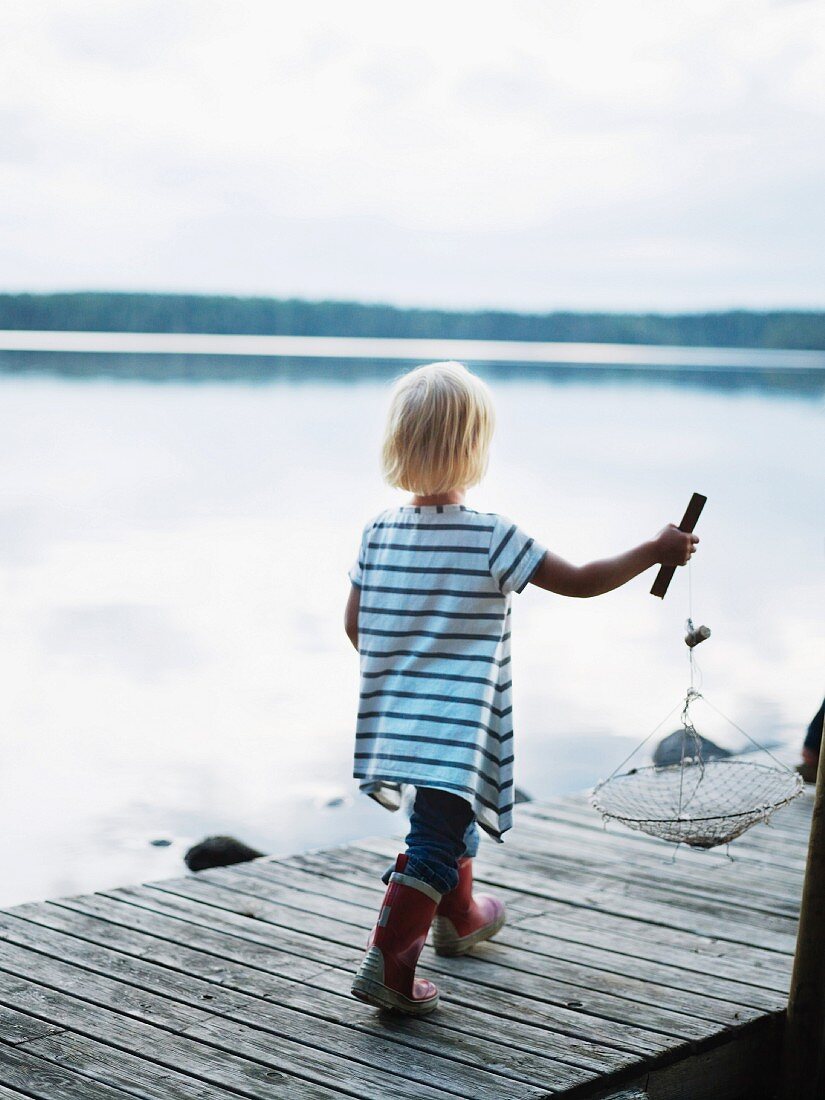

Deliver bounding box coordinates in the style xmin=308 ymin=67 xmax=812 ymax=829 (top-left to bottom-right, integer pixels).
xmin=0 ymin=368 xmax=822 ymax=906
xmin=1 ymin=349 xmax=825 ymax=397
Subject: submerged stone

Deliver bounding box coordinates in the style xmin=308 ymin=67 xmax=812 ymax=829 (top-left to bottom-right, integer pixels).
xmin=653 ymin=729 xmax=732 ymax=767
xmin=184 ymin=835 xmax=265 ymax=872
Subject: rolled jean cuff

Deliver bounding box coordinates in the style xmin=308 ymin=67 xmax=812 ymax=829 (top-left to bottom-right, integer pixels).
xmin=462 ymin=820 xmax=480 ymax=859
xmin=403 ymin=854 xmax=458 ymax=895
xmin=380 ymin=858 xmax=456 ymax=895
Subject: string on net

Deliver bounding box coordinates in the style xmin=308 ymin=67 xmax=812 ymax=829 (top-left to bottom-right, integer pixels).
xmin=591 ymin=562 xmax=803 ymax=849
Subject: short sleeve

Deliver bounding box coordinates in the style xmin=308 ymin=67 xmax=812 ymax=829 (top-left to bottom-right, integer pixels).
xmin=488 ymin=515 xmax=546 ymax=595
xmin=348 ymin=523 xmax=371 ymax=588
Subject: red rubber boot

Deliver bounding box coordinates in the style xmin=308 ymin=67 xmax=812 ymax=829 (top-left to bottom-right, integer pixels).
xmin=351 ymin=854 xmax=441 ymax=1015
xmin=431 ymin=857 xmax=505 ymax=956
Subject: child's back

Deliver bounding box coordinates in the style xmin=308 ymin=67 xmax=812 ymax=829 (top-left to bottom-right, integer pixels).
xmin=350 ymin=502 xmax=544 ymax=839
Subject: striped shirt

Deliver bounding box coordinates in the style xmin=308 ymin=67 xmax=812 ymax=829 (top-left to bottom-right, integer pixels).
xmin=348 ymin=503 xmax=546 ymax=839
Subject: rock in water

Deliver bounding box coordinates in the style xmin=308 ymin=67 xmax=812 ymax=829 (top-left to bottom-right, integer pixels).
xmin=653 ymin=729 xmax=732 ymax=768
xmin=185 ymin=835 xmax=265 ymax=873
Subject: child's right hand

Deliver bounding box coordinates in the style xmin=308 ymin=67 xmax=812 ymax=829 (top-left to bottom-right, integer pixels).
xmin=654 ymin=524 xmax=699 ymax=566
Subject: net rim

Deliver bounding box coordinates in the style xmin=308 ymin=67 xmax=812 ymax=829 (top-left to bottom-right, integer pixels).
xmin=590 ymin=758 xmax=804 ymax=826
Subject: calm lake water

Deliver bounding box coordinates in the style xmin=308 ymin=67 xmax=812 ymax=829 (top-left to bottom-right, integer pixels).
xmin=1 ymin=360 xmax=822 ymax=906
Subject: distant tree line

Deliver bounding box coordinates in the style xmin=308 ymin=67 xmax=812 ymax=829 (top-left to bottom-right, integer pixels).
xmin=1 ymin=292 xmax=824 ymax=349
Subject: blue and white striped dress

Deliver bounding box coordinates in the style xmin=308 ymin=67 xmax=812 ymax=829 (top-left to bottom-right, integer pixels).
xmin=349 ymin=503 xmax=546 ymax=839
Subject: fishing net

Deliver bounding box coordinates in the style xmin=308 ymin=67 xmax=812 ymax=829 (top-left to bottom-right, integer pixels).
xmin=592 ymin=758 xmax=803 ymax=848
xmin=591 ymin=518 xmax=805 ymax=849
xmin=591 ymin=690 xmax=804 ymax=849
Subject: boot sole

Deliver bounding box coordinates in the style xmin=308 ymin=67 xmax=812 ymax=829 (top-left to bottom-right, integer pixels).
xmin=351 ymin=976 xmax=439 ymax=1015
xmin=431 ymin=909 xmax=506 ymax=957
xmin=351 ymin=946 xmax=439 ymax=1016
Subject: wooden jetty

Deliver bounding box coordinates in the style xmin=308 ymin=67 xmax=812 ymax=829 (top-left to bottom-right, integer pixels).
xmin=0 ymin=788 xmax=812 ymax=1100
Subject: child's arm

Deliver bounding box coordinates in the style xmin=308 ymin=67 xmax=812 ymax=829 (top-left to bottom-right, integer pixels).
xmin=344 ymin=584 xmax=360 ymax=650
xmin=530 ymin=525 xmax=698 ymax=598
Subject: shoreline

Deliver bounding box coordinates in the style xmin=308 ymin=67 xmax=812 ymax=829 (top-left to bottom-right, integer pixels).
xmin=1 ymin=328 xmax=825 ymax=370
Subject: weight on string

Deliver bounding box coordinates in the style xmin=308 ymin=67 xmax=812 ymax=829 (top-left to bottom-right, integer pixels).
xmin=685 ymin=623 xmax=711 ymax=649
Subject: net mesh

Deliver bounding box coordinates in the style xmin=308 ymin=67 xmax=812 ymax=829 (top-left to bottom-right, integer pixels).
xmin=591 ymin=758 xmax=803 ymax=848
xmin=590 ymin=563 xmax=805 ymax=849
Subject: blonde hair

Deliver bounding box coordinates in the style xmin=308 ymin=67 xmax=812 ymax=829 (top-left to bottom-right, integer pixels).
xmin=381 ymin=361 xmax=495 ymax=495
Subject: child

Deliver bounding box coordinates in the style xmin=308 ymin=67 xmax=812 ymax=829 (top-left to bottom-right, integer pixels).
xmin=798 ymin=696 xmax=825 ymax=783
xmin=345 ymin=360 xmax=698 ymax=1015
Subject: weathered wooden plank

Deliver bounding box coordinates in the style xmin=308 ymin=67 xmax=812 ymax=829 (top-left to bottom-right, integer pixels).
xmin=234 ymin=857 xmax=787 ymax=1010
xmin=53 ymin=890 xmax=635 ymax=1076
xmin=491 ymin=835 xmax=801 ymax=925
xmin=514 ymin=808 xmax=807 ymax=894
xmin=316 ymin=965 xmax=685 ymax=1062
xmin=13 ymin=1029 xmax=247 ymax=1100
xmin=0 ymin=940 xmax=468 ymax=1100
xmin=281 ymin=847 xmax=793 ymax=996
xmin=146 ymin=879 xmax=687 ymax=1053
xmin=237 ymin=854 xmax=546 ymax=916
xmin=56 ymin=891 xmax=354 ymax=976
xmin=12 ymin=897 xmax=334 ymax=997
xmin=237 ymin=854 xmax=531 ymax=920
xmin=472 ymin=846 xmax=799 ymax=946
xmin=0 ymin=908 xmax=569 ymax=1098
xmin=494 ymin=925 xmax=783 ymax=1018
xmin=280 ymin=844 xmax=793 ymax=975
xmin=240 ymin=853 xmax=548 ymax=949
xmin=512 ymin=814 xmax=805 ymax=911
xmin=0 ymin=1044 xmax=134 ymax=1100
xmin=88 ymin=882 xmax=681 ymax=1060
xmin=150 ymin=870 xmax=729 ymax=1045
xmin=356 ymin=830 xmax=803 ymax=939
xmin=191 ymin=866 xmax=382 ymax=928
xmin=246 ymin=869 xmax=775 ymax=1033
xmin=0 ymin=785 xmax=807 ymax=1100
xmin=170 ymin=1016 xmax=512 ymax=1100
xmin=0 ymin=937 xmax=212 ymax=1031
xmin=301 ymin=831 xmax=805 ymax=963
xmin=507 ymin=913 xmax=790 ymax=1000
xmin=0 ymin=1002 xmax=63 ymax=1046
xmin=302 ymin=963 xmax=625 ymax=1080
xmin=98 ymin=883 xmax=362 ymax=969
xmin=349 ymin=836 xmax=799 ymax=954
xmin=0 ymin=969 xmax=362 ymax=1098
xmin=329 ymin=845 xmax=796 ymax=999
xmin=11 ymin=903 xmax=597 ymax=1091
xmin=200 ymin=864 xmax=767 ymax=1030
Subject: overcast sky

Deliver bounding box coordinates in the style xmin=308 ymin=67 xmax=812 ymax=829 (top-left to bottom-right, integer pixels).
xmin=2 ymin=1 xmax=824 ymax=311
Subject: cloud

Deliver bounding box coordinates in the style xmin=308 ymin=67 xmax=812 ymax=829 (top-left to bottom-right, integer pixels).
xmin=0 ymin=0 xmax=823 ymax=308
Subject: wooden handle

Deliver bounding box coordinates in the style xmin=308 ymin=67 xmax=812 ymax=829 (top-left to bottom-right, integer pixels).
xmin=650 ymin=492 xmax=707 ymax=599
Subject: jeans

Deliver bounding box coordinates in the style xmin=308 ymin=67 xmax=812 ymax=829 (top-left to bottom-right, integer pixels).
xmin=388 ymin=787 xmax=479 ymax=895
xmin=804 ymin=697 xmax=825 ymax=755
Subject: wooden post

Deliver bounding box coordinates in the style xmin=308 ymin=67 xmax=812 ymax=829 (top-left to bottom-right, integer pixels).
xmin=781 ymin=716 xmax=825 ymax=1098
